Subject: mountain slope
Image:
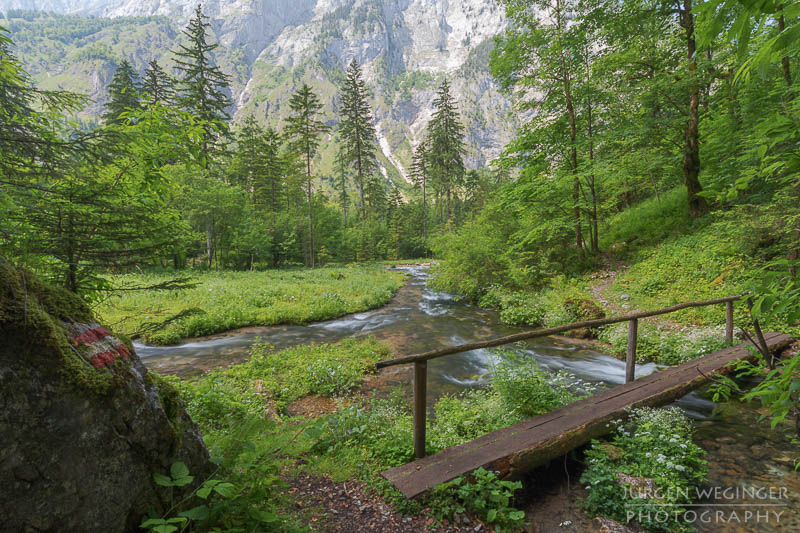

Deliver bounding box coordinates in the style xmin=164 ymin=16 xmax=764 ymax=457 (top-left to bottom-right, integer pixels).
xmin=1 ymin=0 xmax=517 ymax=184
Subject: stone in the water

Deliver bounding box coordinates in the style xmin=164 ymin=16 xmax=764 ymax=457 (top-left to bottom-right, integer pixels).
xmin=0 ymin=260 xmax=211 ymax=533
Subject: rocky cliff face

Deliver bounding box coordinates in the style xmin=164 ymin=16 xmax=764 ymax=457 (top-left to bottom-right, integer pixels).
xmin=0 ymin=259 xmax=211 ymax=533
xmin=2 ymin=0 xmax=516 ymax=180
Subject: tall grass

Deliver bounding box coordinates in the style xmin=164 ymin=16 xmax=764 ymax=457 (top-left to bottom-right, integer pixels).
xmin=96 ymin=266 xmax=405 ymax=344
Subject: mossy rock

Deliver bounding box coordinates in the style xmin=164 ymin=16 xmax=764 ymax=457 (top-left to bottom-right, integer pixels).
xmin=564 ymin=297 xmax=606 ymax=339
xmin=0 ymin=259 xmax=211 ymax=532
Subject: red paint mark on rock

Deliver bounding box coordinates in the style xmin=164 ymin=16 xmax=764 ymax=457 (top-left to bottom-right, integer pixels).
xmin=90 ymin=351 xmax=118 ymax=368
xmin=63 ymin=320 xmax=131 ymax=370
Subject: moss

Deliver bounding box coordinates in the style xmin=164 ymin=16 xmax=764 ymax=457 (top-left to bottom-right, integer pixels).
xmin=146 ymin=371 xmax=187 ymax=440
xmin=0 ymin=258 xmax=114 ymax=395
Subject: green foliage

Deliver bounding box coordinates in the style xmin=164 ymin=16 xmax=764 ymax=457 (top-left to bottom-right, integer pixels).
xmin=738 ymin=259 xmax=800 ymax=454
xmin=600 ymin=188 xmax=691 ymax=252
xmin=141 ymin=445 xmax=294 ymax=532
xmin=95 ymin=266 xmax=404 ymax=344
xmin=429 ymin=388 xmax=521 ymax=450
xmin=173 ymin=4 xmax=232 ymax=156
xmin=311 ymin=391 xmax=416 ymax=466
xmin=490 ymin=351 xmax=588 ymax=416
xmin=598 ymin=323 xmax=727 ymax=365
xmin=102 ymin=59 xmax=141 ymax=125
xmin=313 ymin=352 xmax=589 ymax=465
xmin=429 ymin=468 xmax=526 ymax=532
xmin=179 ymin=336 xmax=389 ymax=418
xmin=581 ymin=407 xmax=707 ymax=532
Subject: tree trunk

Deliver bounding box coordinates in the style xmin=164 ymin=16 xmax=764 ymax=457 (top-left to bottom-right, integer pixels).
xmin=306 ymin=155 xmax=315 ymax=268
xmin=205 ymin=218 xmax=214 ymax=268
xmin=422 ymin=179 xmax=427 ymax=241
xmin=586 ymin=92 xmax=599 ymax=254
xmin=778 ymin=6 xmax=792 ymax=87
xmin=558 ymin=0 xmax=583 ymax=257
xmin=680 ymin=0 xmax=708 ymax=219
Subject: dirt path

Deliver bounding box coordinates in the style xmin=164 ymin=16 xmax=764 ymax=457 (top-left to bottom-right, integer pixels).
xmin=286 ymin=472 xmax=480 ymax=532
xmin=588 ymin=256 xmax=686 ymax=333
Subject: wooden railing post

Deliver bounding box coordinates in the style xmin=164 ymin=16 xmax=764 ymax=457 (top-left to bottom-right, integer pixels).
xmin=413 ymin=361 xmax=427 ymax=459
xmin=626 ymin=318 xmax=638 ymax=383
xmin=725 ymin=301 xmax=734 ymax=344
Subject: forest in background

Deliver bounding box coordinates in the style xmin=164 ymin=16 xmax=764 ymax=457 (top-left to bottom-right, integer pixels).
xmin=1 ymin=4 xmax=503 ymax=298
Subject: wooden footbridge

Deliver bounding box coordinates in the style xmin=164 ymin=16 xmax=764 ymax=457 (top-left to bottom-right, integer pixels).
xmin=375 ymin=295 xmax=793 ymax=498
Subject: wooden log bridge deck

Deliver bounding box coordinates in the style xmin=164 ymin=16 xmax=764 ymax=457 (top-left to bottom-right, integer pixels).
xmin=374 ymin=294 xmax=793 ymax=499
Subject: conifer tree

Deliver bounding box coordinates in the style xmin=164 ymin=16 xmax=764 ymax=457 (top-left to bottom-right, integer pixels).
xmin=102 ymin=59 xmax=141 ymax=125
xmin=410 ymin=140 xmax=430 ymax=240
xmin=230 ymin=116 xmax=267 ymax=200
xmin=426 ymin=79 xmax=465 ymax=226
xmin=337 ymin=59 xmax=378 ymax=220
xmin=285 ymin=83 xmax=329 ymax=268
xmin=173 ymin=4 xmax=232 ymax=163
xmin=172 ymin=4 xmax=233 ymax=267
xmin=261 ymin=127 xmax=284 ymax=218
xmin=142 ymin=59 xmax=174 ymax=106
xmin=335 ymin=151 xmax=349 ymax=224
xmin=387 ymin=186 xmax=404 ymax=259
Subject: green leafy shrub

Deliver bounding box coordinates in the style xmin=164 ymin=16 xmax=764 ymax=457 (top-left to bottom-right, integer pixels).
xmin=429 ymin=388 xmax=521 ymax=449
xmin=491 ymin=351 xmax=587 ymax=417
xmin=598 ymin=323 xmax=727 ymax=365
xmin=313 ymin=351 xmax=589 ymax=463
xmin=312 ymin=391 xmax=416 ymax=466
xmin=581 ymin=407 xmax=707 ymax=532
xmin=429 ymin=467 xmax=526 ymax=532
xmin=478 ymin=279 xmax=603 ymax=329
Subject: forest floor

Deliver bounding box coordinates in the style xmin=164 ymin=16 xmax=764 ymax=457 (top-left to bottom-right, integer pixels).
xmin=588 ymin=254 xmax=688 ymax=332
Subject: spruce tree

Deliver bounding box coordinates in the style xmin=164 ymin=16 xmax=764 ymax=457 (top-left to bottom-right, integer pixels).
xmin=172 ymin=4 xmax=233 ymax=267
xmin=173 ymin=4 xmax=232 ymax=163
xmin=102 ymin=59 xmax=141 ymax=125
xmin=410 ymin=140 xmax=430 ymax=240
xmin=335 ymin=151 xmax=349 ymax=224
xmin=261 ymin=127 xmax=284 ymax=219
xmin=337 ymin=59 xmax=378 ymax=220
xmin=285 ymin=83 xmax=330 ymax=268
xmin=230 ymin=116 xmax=267 ymax=199
xmin=142 ymin=59 xmax=174 ymax=106
xmin=426 ymin=79 xmax=465 ymax=226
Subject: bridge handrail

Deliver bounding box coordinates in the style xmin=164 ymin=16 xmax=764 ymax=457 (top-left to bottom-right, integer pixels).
xmin=376 ymin=294 xmax=745 ymax=369
xmin=376 ymin=292 xmax=749 ymax=461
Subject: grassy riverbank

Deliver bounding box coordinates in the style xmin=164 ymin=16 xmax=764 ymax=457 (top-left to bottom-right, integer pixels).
xmin=142 ymin=335 xmax=710 ymax=533
xmin=149 ymin=339 xmax=581 ymax=532
xmin=96 ymin=265 xmax=405 ymax=345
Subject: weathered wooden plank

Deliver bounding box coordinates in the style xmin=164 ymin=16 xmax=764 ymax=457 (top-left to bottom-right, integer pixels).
xmin=376 ymin=295 xmax=746 ymax=368
xmin=382 ymin=333 xmax=791 ymax=498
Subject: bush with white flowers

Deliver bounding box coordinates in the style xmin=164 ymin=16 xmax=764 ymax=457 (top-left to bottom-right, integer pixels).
xmin=580 ymin=407 xmax=707 ymax=532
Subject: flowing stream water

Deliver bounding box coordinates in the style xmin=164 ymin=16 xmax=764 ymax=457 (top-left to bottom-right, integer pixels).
xmin=136 ymin=266 xmax=799 ymax=531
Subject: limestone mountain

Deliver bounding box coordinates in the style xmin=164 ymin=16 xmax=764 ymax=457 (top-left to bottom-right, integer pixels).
xmin=1 ymin=0 xmax=516 ymax=187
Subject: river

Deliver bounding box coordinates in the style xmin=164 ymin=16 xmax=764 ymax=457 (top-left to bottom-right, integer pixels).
xmin=135 ymin=265 xmax=799 ymax=532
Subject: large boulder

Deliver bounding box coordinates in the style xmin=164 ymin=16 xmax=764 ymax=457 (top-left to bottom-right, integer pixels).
xmin=0 ymin=260 xmax=211 ymax=533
